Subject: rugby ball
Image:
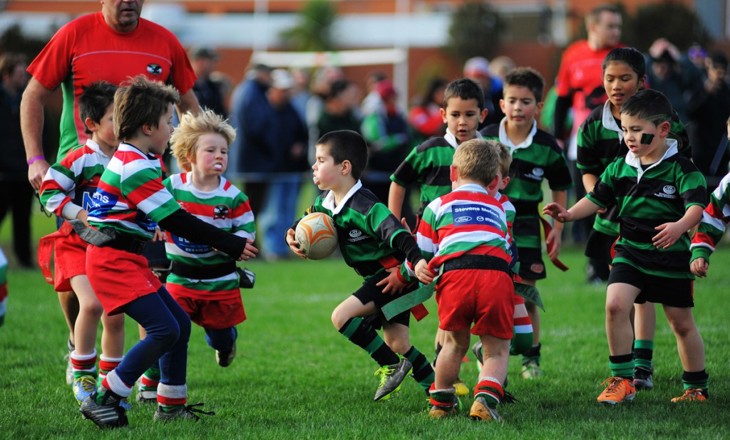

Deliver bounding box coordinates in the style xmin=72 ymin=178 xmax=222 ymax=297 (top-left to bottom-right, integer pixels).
xmin=295 ymin=212 xmax=338 ymax=260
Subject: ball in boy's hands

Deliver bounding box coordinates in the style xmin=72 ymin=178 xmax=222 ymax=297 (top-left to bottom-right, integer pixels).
xmin=295 ymin=212 xmax=338 ymax=260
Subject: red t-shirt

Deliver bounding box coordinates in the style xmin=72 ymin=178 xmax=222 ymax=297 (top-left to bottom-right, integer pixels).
xmin=28 ymin=12 xmax=196 ymax=160
xmin=555 ymin=41 xmax=620 ymax=138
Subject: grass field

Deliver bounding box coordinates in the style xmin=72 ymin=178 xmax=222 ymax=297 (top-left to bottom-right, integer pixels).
xmin=1 ymin=211 xmax=729 ymax=439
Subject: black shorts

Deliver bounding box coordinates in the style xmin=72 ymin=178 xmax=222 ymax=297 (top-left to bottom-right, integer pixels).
xmin=584 ymin=230 xmax=617 ymax=262
xmin=352 ymin=271 xmax=411 ymax=327
xmin=516 ymin=247 xmax=546 ymax=281
xmin=608 ymin=263 xmax=694 ymax=308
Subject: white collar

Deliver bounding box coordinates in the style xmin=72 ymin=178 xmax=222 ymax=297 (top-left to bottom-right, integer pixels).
xmin=322 ymin=180 xmax=363 ymax=215
xmin=443 ymin=129 xmax=482 ymax=149
xmin=625 ymin=138 xmax=679 ymax=178
xmin=85 ymin=139 xmax=110 ymax=158
xmin=601 ymin=100 xmax=623 ymax=141
xmin=454 ymin=183 xmax=488 ymax=194
xmin=498 ymin=117 xmax=537 ymax=151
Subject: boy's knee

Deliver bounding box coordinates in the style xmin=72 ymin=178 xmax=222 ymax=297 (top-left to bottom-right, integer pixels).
xmin=79 ymin=301 xmax=104 ymax=318
xmin=667 ymin=318 xmax=695 ymax=338
xmin=605 ymin=300 xmax=629 ymax=318
xmin=331 ymin=309 xmax=349 ymax=330
xmin=151 ymin=321 xmax=181 ymax=347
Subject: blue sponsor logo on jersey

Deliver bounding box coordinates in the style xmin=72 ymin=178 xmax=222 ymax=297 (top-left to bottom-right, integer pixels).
xmin=452 ymin=203 xmax=501 ymax=227
xmin=86 ymin=189 xmax=117 ymax=217
xmin=170 ymin=234 xmax=212 ymax=254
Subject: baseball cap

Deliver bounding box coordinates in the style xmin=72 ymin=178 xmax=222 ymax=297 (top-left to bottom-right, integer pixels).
xmin=271 ymin=69 xmax=294 ymax=89
xmin=463 ymin=56 xmax=490 ymax=78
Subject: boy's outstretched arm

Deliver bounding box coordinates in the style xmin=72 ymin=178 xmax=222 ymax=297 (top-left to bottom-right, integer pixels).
xmin=388 ymin=181 xmax=407 ymax=220
xmin=652 ymin=204 xmax=704 ymax=250
xmin=543 ymin=197 xmax=601 ymax=223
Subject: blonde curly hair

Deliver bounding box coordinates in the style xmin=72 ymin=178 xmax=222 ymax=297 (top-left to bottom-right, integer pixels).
xmin=170 ymin=109 xmax=236 ymax=172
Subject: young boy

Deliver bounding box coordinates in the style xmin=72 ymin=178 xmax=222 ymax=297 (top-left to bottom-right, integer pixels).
xmin=164 ymin=109 xmax=256 ymax=367
xmin=690 ymin=117 xmax=730 ymax=282
xmin=577 ymin=48 xmax=692 ymax=391
xmin=286 ymin=129 xmax=435 ymax=401
xmin=77 ymin=76 xmax=257 ymax=429
xmin=38 ymin=81 xmax=126 ymax=405
xmin=411 ymin=139 xmax=514 ymax=421
xmin=480 ymin=67 xmax=572 ymax=379
xmin=543 ymin=89 xmax=709 ymax=404
xmin=388 ymin=78 xmax=487 ymax=395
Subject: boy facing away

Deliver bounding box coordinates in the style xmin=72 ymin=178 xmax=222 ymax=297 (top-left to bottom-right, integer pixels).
xmin=412 ymin=139 xmax=514 ymax=422
xmin=39 ymin=81 xmax=126 ymax=405
xmin=480 ymin=67 xmax=572 ymax=379
xmin=544 ymin=89 xmax=709 ymax=404
xmin=388 ymin=77 xmax=487 ymax=396
xmin=286 ymin=130 xmax=435 ymax=401
xmin=164 ymin=109 xmax=256 ymax=367
xmin=78 ymin=76 xmax=257 ymax=429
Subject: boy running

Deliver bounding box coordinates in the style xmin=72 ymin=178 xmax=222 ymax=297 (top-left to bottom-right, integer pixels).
xmin=287 ymin=130 xmax=435 ymax=401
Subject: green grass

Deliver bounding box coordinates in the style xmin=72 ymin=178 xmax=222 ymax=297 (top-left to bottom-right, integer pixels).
xmin=1 ymin=210 xmax=729 ymax=438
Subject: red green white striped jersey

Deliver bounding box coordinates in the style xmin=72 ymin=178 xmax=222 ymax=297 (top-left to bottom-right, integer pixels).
xmin=87 ymin=143 xmax=180 ymax=239
xmin=163 ymin=172 xmax=255 ymax=294
xmin=416 ymin=183 xmax=511 ymax=272
xmin=691 ymin=173 xmax=730 ymax=264
xmin=40 ymin=139 xmax=111 ymax=219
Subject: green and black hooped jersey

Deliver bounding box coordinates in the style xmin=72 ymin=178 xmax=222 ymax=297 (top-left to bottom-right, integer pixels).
xmin=390 ymin=130 xmax=468 ymax=213
xmin=577 ymin=101 xmax=691 ymax=235
xmin=481 ymin=120 xmax=572 ymax=249
xmin=587 ymin=140 xmax=707 ymax=279
xmin=310 ymin=181 xmax=410 ymax=278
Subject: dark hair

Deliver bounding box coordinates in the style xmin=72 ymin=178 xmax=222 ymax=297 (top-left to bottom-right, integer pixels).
xmin=603 ymin=47 xmax=646 ymax=79
xmin=620 ymin=89 xmax=672 ymax=125
xmin=443 ymin=78 xmax=484 ymax=110
xmin=114 ymin=75 xmax=180 ymax=141
xmin=419 ymin=77 xmax=448 ymax=107
xmin=587 ymin=4 xmax=621 ymax=24
xmin=0 ymin=52 xmax=27 ymax=77
xmin=504 ymin=67 xmax=545 ymax=102
xmin=78 ymin=81 xmax=117 ymax=135
xmin=327 ymin=79 xmax=351 ymax=100
xmin=317 ymin=130 xmax=368 ymax=180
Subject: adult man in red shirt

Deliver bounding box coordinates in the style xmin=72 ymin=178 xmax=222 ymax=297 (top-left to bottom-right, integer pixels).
xmin=20 ymin=0 xmax=200 ymax=386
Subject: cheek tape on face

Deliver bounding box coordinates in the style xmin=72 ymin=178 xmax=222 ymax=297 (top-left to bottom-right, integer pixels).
xmin=641 ymin=133 xmax=654 ymax=145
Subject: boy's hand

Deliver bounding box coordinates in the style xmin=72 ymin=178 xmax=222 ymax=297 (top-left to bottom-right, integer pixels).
xmin=400 ymin=217 xmax=412 ymax=234
xmin=76 ymin=209 xmax=89 ymax=227
xmin=690 ymin=258 xmax=708 ymax=277
xmin=376 ymin=266 xmax=407 ymax=295
xmin=546 ymin=228 xmax=562 ymax=260
xmin=286 ymin=228 xmax=307 ymax=259
xmin=414 ymin=259 xmax=435 ymax=284
xmin=237 ymin=241 xmax=259 ymax=261
xmin=652 ymin=222 xmax=684 ymax=249
xmin=152 ymin=227 xmax=166 ymax=242
xmin=542 ymin=203 xmax=571 ymax=223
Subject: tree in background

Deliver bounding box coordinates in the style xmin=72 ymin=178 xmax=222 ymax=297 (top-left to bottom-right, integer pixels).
xmin=446 ymin=1 xmax=505 ymax=64
xmin=623 ymin=2 xmax=711 ymax=52
xmin=279 ymin=0 xmax=337 ymax=52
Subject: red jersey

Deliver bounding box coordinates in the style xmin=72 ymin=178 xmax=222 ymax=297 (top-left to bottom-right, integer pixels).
xmin=555 ymin=41 xmax=620 ymax=140
xmin=27 ymin=12 xmax=196 ymax=160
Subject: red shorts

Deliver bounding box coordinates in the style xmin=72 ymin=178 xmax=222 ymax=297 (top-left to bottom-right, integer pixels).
xmin=52 ymin=233 xmax=88 ymax=292
xmin=169 ymin=288 xmax=246 ymax=329
xmin=435 ymin=269 xmax=514 ymax=339
xmin=86 ymin=245 xmax=162 ymax=315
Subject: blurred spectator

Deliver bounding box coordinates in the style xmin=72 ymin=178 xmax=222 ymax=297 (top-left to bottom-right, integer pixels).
xmin=229 ymin=63 xmax=272 ymax=212
xmin=189 ymin=45 xmax=228 ymax=117
xmin=361 ymin=79 xmax=412 ymax=211
xmin=306 ymin=66 xmax=345 ymax=155
xmin=408 ymin=77 xmax=447 ymax=145
xmin=290 ymin=67 xmax=311 ymax=123
xmin=489 ymin=55 xmax=516 ymax=83
xmin=645 ymin=38 xmax=703 ymax=122
xmin=317 ymin=79 xmax=362 ymax=137
xmin=0 ymin=53 xmax=35 ymax=268
xmin=360 ymin=71 xmax=388 ymax=116
xmin=257 ymin=69 xmax=309 ymax=260
xmin=687 ymin=43 xmax=708 ymax=74
xmin=463 ymin=56 xmax=503 ymax=128
xmin=687 ymin=51 xmax=730 ymax=192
